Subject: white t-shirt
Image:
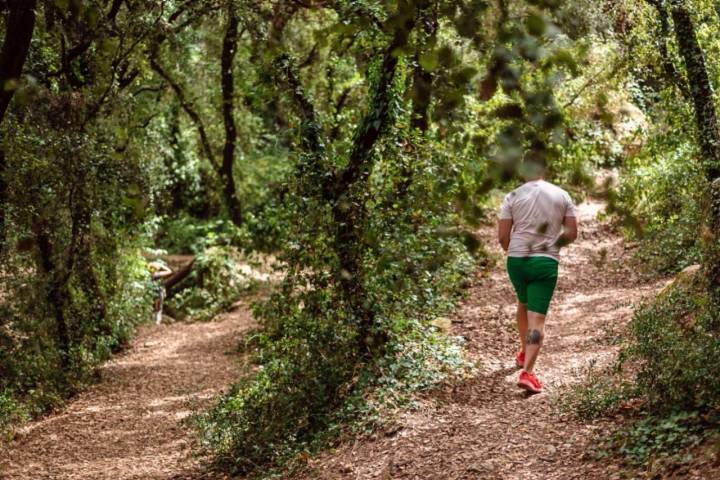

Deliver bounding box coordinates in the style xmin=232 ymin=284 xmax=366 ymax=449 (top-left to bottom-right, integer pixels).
xmin=498 ymin=179 xmax=577 ymax=261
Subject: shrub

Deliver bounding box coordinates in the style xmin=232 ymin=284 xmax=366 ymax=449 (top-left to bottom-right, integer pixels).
xmin=167 ymin=246 xmax=255 ymax=322
xmin=571 ymin=272 xmax=720 ymax=469
xmin=153 ymin=214 xmax=252 ymax=255
xmin=612 ymin=100 xmax=705 ymax=274
xmin=565 ymin=364 xmax=630 ymax=420
xmin=603 ymin=411 xmax=710 ymax=471
xmin=0 ymin=248 xmax=152 ymax=429
xmin=621 ymin=279 xmax=720 ymax=413
xmin=0 ymin=394 xmax=29 ymax=441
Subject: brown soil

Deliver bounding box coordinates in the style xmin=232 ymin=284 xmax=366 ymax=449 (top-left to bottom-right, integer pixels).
xmin=293 ymin=201 xmax=672 ymax=480
xmin=0 ymin=307 xmax=253 ymax=480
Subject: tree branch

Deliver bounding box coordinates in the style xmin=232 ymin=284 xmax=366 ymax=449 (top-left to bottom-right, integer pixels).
xmin=149 ymin=53 xmax=218 ymax=171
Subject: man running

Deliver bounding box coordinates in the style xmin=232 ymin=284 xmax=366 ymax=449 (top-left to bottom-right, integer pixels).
xmin=497 ymin=160 xmax=578 ymax=394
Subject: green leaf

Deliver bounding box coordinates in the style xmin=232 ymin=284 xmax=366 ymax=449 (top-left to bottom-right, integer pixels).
xmin=419 ymin=50 xmax=439 ymax=72
xmin=526 ymin=12 xmax=546 ymax=37
xmin=54 ymin=0 xmax=70 ymax=11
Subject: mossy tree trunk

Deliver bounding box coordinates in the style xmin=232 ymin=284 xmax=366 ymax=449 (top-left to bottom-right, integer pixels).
xmin=668 ymin=0 xmax=720 ymax=292
xmin=220 ymin=0 xmax=243 ymax=226
xmin=275 ymin=1 xmax=419 ymax=357
xmin=0 ymin=0 xmax=38 ymax=247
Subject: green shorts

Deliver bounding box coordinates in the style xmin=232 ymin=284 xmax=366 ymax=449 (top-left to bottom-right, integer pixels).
xmin=506 ymin=256 xmax=558 ymax=315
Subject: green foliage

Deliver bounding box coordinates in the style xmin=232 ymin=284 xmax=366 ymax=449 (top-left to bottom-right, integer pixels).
xmin=565 ymin=365 xmax=629 ymax=421
xmin=603 ymin=411 xmax=710 ymax=470
xmin=196 ymin=1 xmax=581 ymax=475
xmin=0 ymin=394 xmax=29 ymax=441
xmin=153 ymin=215 xmax=251 ymax=255
xmin=613 ymin=95 xmax=706 ymax=274
xmin=0 ymin=0 xmax=161 ymax=424
xmin=168 ymin=246 xmax=254 ymax=322
xmin=0 ymin=244 xmax=152 ymax=426
xmin=571 ymin=274 xmax=720 ymax=469
xmin=622 ymin=281 xmax=720 ymax=412
xmin=197 ymin=137 xmax=476 ymax=473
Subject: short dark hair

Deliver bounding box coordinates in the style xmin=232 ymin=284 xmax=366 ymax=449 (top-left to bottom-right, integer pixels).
xmin=520 ymin=150 xmax=548 ymax=179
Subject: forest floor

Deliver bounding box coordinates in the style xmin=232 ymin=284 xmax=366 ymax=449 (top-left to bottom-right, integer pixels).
xmin=0 ymin=200 xmax=705 ymax=480
xmin=0 ymin=305 xmax=253 ymax=479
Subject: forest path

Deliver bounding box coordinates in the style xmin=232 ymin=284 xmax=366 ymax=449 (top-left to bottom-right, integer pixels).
xmin=0 ymin=306 xmax=253 ymax=479
xmin=297 ymin=200 xmax=669 ymax=479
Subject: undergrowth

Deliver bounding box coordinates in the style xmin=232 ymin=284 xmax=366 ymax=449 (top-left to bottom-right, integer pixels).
xmin=195 ymin=243 xmax=477 ymax=478
xmin=568 ymin=270 xmax=720 ymax=472
xmin=166 ymin=246 xmax=260 ymax=322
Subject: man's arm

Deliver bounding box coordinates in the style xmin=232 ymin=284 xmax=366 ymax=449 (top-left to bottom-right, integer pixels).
xmin=498 ymin=218 xmax=513 ymax=252
xmin=557 ymin=216 xmax=578 ymax=247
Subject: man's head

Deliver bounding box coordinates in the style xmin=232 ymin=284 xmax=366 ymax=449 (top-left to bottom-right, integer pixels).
xmin=519 ymin=154 xmax=547 ymax=181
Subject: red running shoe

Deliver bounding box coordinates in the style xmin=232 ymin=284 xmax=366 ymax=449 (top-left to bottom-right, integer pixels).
xmin=518 ymin=371 xmax=543 ymax=394
xmin=515 ymin=350 xmax=525 ymax=368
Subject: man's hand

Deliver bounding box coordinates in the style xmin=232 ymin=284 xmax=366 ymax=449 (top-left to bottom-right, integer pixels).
xmin=555 ymin=216 xmax=578 ymax=247
xmin=498 ymin=218 xmax=513 ymax=252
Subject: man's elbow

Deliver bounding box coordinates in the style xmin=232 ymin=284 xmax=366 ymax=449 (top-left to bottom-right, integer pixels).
xmin=567 ymin=228 xmax=578 ymax=244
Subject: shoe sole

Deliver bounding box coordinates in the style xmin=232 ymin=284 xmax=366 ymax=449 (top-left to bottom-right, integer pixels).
xmin=515 ymin=361 xmax=523 ymax=368
xmin=517 ymin=379 xmax=542 ymax=394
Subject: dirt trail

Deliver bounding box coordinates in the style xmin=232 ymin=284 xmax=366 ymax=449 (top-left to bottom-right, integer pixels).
xmin=0 ymin=308 xmax=253 ymax=480
xmin=297 ymin=201 xmax=668 ymax=479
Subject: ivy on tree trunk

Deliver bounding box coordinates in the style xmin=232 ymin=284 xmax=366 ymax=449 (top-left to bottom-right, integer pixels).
xmin=668 ymin=0 xmax=720 ymax=291
xmin=221 ymin=0 xmax=243 ymax=226
xmin=0 ymin=0 xmax=38 ymax=247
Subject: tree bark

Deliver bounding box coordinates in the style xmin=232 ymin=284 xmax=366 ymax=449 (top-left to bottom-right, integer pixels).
xmin=669 ymin=0 xmax=720 ymax=290
xmin=0 ymin=0 xmax=37 ymax=124
xmin=275 ymin=3 xmax=418 ymax=356
xmin=220 ymin=1 xmax=243 ymax=226
xmin=0 ymin=0 xmax=38 ymax=248
xmin=163 ymin=257 xmax=196 ymax=297
xmin=273 ymin=53 xmax=329 ymax=200
xmin=34 ymin=223 xmax=72 ymax=370
xmin=399 ymin=0 xmax=437 ymax=199
xmin=149 ymin=55 xmax=216 ymax=168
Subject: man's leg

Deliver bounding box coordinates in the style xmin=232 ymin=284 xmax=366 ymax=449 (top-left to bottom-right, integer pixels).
xmin=516 ymin=302 xmax=528 ymax=353
xmin=522 ymin=258 xmax=557 ymax=372
xmin=523 ymin=310 xmax=546 ymax=372
xmin=507 ymin=257 xmax=528 ymax=357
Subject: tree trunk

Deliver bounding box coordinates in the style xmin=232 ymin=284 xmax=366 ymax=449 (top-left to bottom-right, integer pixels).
xmin=275 ymin=2 xmax=419 ymax=356
xmin=399 ymin=0 xmax=437 ymax=199
xmin=220 ymin=1 xmax=243 ymax=226
xmin=0 ymin=0 xmax=37 ymax=124
xmin=410 ymin=1 xmax=437 ymax=133
xmin=273 ymin=53 xmax=329 ymax=199
xmin=164 ymin=257 xmax=196 ymax=299
xmin=0 ymin=0 xmax=38 ymax=248
xmin=332 ymin=5 xmax=417 ymax=355
xmin=35 ymin=223 xmax=71 ymax=370
xmin=669 ymin=0 xmax=720 ymax=290
xmin=648 ymin=0 xmax=690 ymax=98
